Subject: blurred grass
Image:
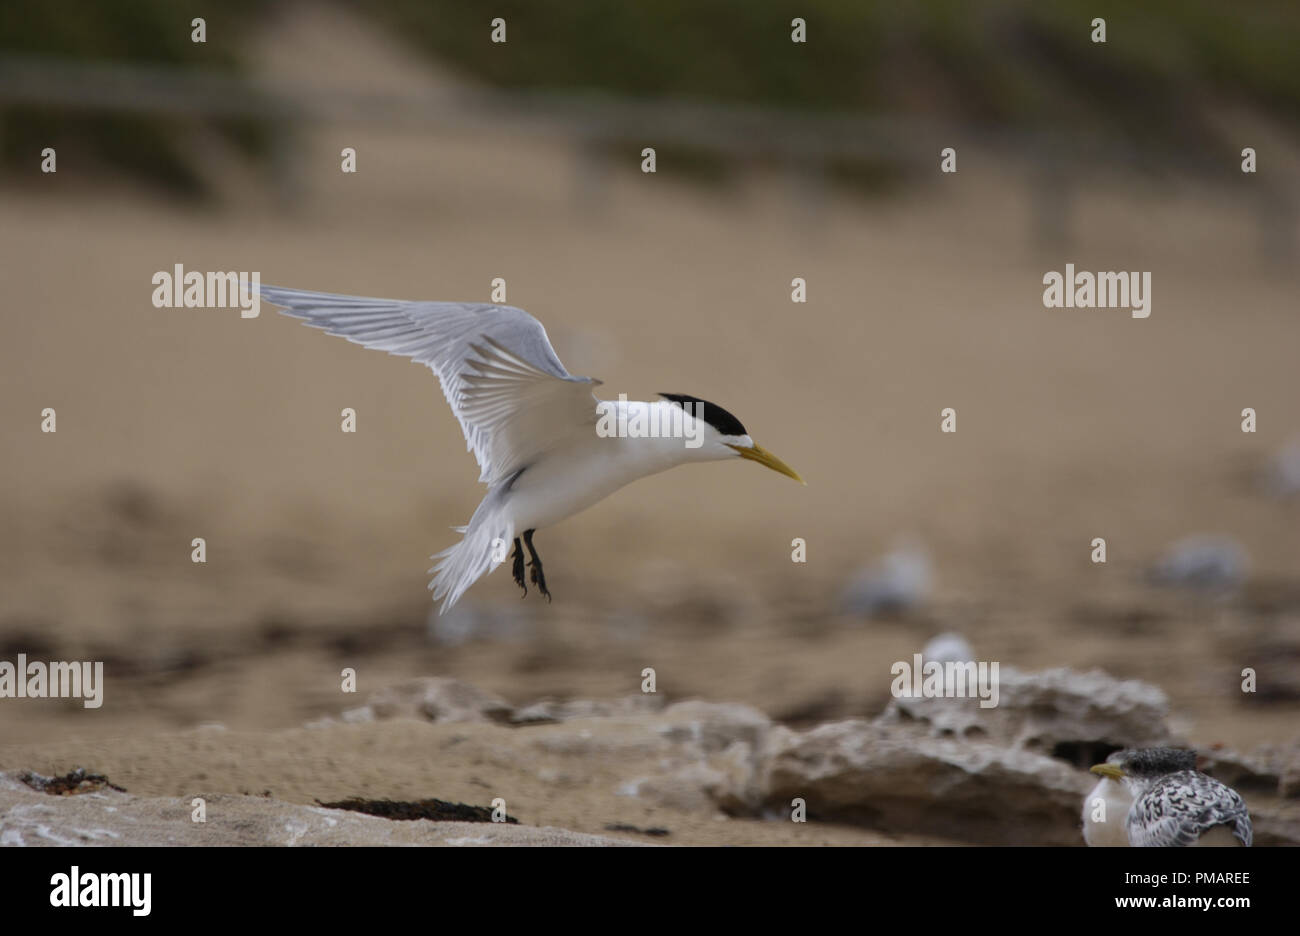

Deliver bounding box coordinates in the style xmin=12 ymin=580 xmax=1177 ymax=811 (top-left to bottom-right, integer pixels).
xmin=0 ymin=0 xmax=273 ymax=197
xmin=2 ymin=0 xmax=1297 ymax=196
xmin=369 ymin=1 xmax=1300 ymax=125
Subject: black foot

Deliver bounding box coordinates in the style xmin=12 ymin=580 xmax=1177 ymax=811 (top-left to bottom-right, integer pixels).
xmin=511 ymin=538 xmax=527 ymax=597
xmin=523 ymin=529 xmax=552 ymax=603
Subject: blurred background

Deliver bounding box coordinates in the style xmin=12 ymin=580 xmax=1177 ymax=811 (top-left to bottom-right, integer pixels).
xmin=0 ymin=0 xmax=1298 ymax=841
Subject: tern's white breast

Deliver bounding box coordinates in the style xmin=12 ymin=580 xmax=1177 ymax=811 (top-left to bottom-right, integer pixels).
xmin=1082 ymin=776 xmax=1132 ymax=847
xmin=505 ymin=427 xmax=704 ymax=533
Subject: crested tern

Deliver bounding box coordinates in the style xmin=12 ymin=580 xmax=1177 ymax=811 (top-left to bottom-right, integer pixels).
xmin=256 ymin=286 xmax=804 ymax=612
xmin=1085 ymin=748 xmax=1252 ymax=847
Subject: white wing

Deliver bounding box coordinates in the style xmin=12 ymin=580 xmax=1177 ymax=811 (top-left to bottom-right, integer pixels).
xmin=256 ymin=285 xmax=602 ymax=486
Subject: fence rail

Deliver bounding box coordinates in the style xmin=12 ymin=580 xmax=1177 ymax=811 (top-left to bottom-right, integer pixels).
xmin=1 ymin=54 xmax=1293 ymax=261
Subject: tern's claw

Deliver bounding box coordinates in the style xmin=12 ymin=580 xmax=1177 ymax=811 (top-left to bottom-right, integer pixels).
xmin=511 ymin=538 xmax=527 ymax=597
xmin=522 ymin=529 xmax=552 ymax=603
xmin=529 ymin=560 xmax=552 ymax=603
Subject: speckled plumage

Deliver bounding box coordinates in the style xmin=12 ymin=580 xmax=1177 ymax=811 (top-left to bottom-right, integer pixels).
xmin=1126 ymin=768 xmax=1252 ymax=847
xmin=1084 ymin=748 xmax=1253 ymax=847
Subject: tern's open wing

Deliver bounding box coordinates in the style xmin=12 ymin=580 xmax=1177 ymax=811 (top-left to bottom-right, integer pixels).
xmin=257 ymin=285 xmax=602 ymax=485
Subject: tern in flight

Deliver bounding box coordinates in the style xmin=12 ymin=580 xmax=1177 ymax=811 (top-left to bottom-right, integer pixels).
xmin=257 ymin=286 xmax=804 ymax=612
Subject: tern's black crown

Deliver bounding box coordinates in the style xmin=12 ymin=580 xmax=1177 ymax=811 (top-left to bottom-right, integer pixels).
xmin=1119 ymin=748 xmax=1198 ymax=776
xmin=659 ymin=393 xmax=748 ymax=437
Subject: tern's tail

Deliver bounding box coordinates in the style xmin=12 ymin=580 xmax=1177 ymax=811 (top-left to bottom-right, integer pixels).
xmin=428 ymin=490 xmax=514 ymax=614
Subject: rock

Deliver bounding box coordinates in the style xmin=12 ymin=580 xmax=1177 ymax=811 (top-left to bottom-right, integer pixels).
xmin=634 ymin=703 xmax=770 ymax=814
xmin=509 ymin=695 xmax=665 ymax=725
xmin=1197 ymin=747 xmax=1286 ymax=798
xmin=8 ymin=673 xmax=1293 ymax=846
xmin=1282 ymin=747 xmax=1300 ymax=800
xmin=0 ymin=772 xmax=642 ymax=846
xmin=522 ymin=701 xmax=771 ymax=807
xmin=879 ymin=666 xmax=1173 ymax=765
xmin=343 ymin=677 xmax=513 ymax=724
xmin=1253 ymin=805 xmax=1300 ymax=846
xmin=1201 ymin=741 xmax=1300 ymax=800
xmin=839 ymin=544 xmax=932 ymax=617
xmin=526 ymin=701 xmax=772 ymax=813
xmin=755 ymin=719 xmax=1091 ymax=845
xmin=1253 ymin=821 xmax=1300 ymax=847
xmin=629 ymin=743 xmax=756 ymax=814
xmin=653 ymin=701 xmax=772 ymax=753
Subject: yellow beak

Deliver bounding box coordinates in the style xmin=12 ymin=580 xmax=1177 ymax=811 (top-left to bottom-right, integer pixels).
xmin=727 ymin=442 xmax=806 ymax=485
xmin=1090 ymin=763 xmax=1124 ymax=780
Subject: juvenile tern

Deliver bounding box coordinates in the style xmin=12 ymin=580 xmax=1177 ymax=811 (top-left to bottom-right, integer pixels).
xmin=256 ymin=286 xmax=804 ymax=612
xmin=1085 ymin=748 xmax=1252 ymax=847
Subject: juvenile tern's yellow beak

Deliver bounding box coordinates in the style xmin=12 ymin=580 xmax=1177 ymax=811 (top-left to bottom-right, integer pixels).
xmin=727 ymin=443 xmax=806 ymax=485
xmin=1090 ymin=763 xmax=1124 ymax=779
